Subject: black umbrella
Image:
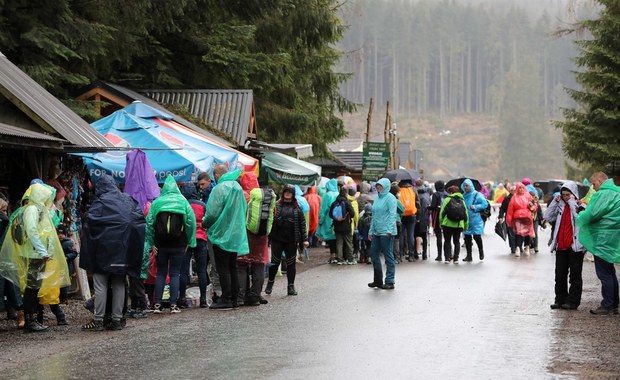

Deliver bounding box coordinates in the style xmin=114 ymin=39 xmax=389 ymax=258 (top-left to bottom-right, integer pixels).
xmin=445 ymin=177 xmax=482 ymax=192
xmin=494 ymin=220 xmax=507 ymax=241
xmin=383 ymin=169 xmax=414 ymax=183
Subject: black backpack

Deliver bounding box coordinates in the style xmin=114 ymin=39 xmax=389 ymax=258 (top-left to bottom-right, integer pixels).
xmin=480 ymin=200 xmax=491 ymax=221
xmin=444 ymin=196 xmax=467 ymax=222
xmin=154 ymin=211 xmax=187 ymax=247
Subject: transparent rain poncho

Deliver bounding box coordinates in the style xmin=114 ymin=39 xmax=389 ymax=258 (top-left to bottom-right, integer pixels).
xmin=0 ymin=184 xmax=70 ymax=297
xmin=203 ymin=170 xmax=249 ymax=255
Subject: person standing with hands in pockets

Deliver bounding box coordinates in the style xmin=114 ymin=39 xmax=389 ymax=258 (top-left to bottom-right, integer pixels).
xmin=367 ymin=178 xmax=398 ymax=290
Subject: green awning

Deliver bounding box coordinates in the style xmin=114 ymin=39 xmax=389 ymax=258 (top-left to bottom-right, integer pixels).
xmin=259 ymin=151 xmax=321 ymax=185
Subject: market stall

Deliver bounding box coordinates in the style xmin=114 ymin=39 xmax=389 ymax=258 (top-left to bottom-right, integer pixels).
xmin=259 ymin=151 xmax=321 ymax=186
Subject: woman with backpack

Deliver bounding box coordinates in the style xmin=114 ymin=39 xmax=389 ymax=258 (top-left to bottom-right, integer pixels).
xmin=461 ymin=179 xmax=488 ymax=262
xmin=439 ymin=186 xmax=469 ymax=263
xmin=265 ymin=185 xmax=309 ymax=296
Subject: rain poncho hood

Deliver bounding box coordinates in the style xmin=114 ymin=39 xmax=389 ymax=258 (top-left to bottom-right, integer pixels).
xmin=0 ymin=184 xmax=70 ymax=293
xmin=369 ymin=178 xmax=397 ymax=236
xmin=80 ymin=175 xmax=147 ymax=278
xmin=203 ymin=170 xmax=249 ymax=254
xmin=461 ymin=178 xmax=487 ymax=235
xmin=240 ymin=171 xmax=260 ymax=202
xmin=316 ymin=179 xmax=339 ymax=241
xmin=144 ymin=175 xmax=197 ymax=254
xmin=295 ymin=185 xmax=310 ymax=214
xmin=576 ymin=179 xmax=620 ymax=263
xmin=124 ymin=149 xmax=160 ymax=212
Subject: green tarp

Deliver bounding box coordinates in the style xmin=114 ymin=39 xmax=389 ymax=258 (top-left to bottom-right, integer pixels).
xmin=259 ymin=152 xmax=321 ymax=185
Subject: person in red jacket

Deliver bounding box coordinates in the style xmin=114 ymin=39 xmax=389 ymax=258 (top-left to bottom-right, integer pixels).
xmin=506 ymin=182 xmax=538 ymax=257
xmin=304 ymin=186 xmax=321 ymax=247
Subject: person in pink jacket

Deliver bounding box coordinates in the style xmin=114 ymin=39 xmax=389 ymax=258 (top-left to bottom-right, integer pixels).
xmin=507 ymin=182 xmax=538 ymax=257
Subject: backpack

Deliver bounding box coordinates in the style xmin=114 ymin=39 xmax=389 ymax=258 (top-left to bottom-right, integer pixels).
xmin=154 ymin=211 xmax=187 ymax=247
xmin=10 ymin=205 xmax=45 ymax=245
xmin=400 ymin=187 xmax=417 ymax=216
xmin=246 ymin=188 xmax=276 ymax=235
xmin=444 ymin=196 xmax=467 ymax=222
xmin=359 ymin=211 xmax=372 ymax=232
xmin=331 ymin=199 xmax=350 ymax=222
xmin=480 ymin=199 xmax=491 ymax=221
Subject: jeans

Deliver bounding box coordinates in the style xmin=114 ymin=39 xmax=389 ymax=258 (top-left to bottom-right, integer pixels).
xmin=554 ymin=249 xmax=585 ymax=306
xmin=399 ymin=217 xmax=416 ymax=256
xmin=593 ymin=255 xmax=620 ymax=310
xmin=155 ymin=247 xmax=185 ymax=305
xmin=180 ymin=239 xmax=209 ymax=302
xmin=370 ymin=235 xmax=396 ymax=285
xmin=213 ymin=244 xmax=240 ymax=304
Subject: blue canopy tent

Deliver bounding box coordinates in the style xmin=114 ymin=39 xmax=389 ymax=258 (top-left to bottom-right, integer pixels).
xmin=76 ymin=109 xmax=239 ymax=183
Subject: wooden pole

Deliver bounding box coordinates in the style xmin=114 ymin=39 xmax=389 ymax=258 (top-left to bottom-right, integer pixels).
xmin=384 ymin=101 xmax=390 ymax=145
xmin=366 ymin=98 xmax=374 ymax=143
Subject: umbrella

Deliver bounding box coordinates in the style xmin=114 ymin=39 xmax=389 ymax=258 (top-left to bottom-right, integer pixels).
xmin=445 ymin=177 xmax=482 ymax=192
xmin=383 ymin=169 xmax=414 ymax=183
xmin=494 ymin=220 xmax=507 ymax=241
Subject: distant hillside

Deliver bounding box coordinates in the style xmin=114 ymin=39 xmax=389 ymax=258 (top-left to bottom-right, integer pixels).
xmin=341 ymin=112 xmax=566 ymax=182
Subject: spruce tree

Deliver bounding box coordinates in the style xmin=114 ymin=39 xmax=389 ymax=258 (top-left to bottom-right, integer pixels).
xmin=555 ymin=0 xmax=620 ymax=172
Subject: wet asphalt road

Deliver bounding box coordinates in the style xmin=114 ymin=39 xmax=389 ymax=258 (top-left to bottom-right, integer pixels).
xmin=3 ymin=225 xmax=581 ymax=379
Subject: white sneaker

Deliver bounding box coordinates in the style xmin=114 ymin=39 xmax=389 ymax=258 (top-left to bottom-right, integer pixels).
xmin=515 ymin=250 xmax=521 ymax=257
xmin=524 ymin=246 xmax=530 ymax=256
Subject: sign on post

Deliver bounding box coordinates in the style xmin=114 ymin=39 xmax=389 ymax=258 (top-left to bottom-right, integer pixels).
xmin=362 ymin=142 xmax=389 ymax=181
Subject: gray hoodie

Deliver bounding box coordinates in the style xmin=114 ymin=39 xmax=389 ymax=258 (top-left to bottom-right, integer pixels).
xmin=543 ymin=181 xmax=584 ymax=253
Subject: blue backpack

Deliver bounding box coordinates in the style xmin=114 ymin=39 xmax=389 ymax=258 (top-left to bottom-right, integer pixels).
xmin=331 ymin=199 xmax=349 ymax=222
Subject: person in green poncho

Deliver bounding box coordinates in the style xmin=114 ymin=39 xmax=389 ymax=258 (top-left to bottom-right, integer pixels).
xmin=144 ymin=175 xmax=196 ymax=314
xmin=202 ymin=164 xmax=249 ymax=310
xmin=576 ymin=172 xmax=620 ymax=316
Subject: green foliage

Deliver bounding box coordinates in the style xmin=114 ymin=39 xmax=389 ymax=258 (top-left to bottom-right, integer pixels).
xmin=555 ymin=0 xmax=620 ymax=171
xmin=0 ymin=0 xmax=354 ymax=153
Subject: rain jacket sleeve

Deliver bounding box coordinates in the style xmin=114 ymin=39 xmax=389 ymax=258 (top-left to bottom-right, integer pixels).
xmin=576 ymin=180 xmax=620 ymax=263
xmin=316 ymin=179 xmax=338 ymax=241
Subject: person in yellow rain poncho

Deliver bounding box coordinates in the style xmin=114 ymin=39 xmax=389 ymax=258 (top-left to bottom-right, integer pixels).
xmin=0 ymin=183 xmax=70 ymax=332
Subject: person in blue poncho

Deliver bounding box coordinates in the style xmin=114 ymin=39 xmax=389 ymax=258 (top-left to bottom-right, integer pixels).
xmin=461 ymin=178 xmax=488 ymax=262
xmin=367 ymin=178 xmax=398 ymax=290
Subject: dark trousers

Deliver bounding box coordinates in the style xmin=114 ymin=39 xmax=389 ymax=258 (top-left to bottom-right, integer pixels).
xmin=128 ymin=276 xmax=147 ymax=310
xmin=269 ymin=240 xmax=297 ymax=285
xmin=213 ymin=244 xmax=239 ymax=304
xmin=442 ymin=227 xmax=462 ymax=260
xmin=593 ymin=255 xmax=620 ymax=310
xmin=180 ymin=239 xmax=209 ymax=302
xmin=464 ymin=234 xmax=483 ymax=257
xmin=507 ymin=226 xmax=516 ymax=252
xmin=554 ymin=249 xmax=585 ymax=306
xmin=23 ymin=259 xmax=45 ymax=314
xmin=238 ymin=262 xmax=265 ymax=303
xmin=155 ymin=246 xmax=185 ymax=305
xmin=434 ymin=227 xmax=443 ymax=257
xmin=515 ymin=235 xmax=531 ymax=250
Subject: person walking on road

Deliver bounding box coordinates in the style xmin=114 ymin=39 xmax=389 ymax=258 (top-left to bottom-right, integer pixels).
xmin=506 ymin=182 xmax=538 ymax=257
xmin=461 ymin=179 xmax=487 ymax=262
xmin=439 ymin=186 xmax=469 ymax=263
xmin=317 ymin=179 xmax=339 ymax=263
xmin=202 ymin=165 xmax=249 ymax=309
xmin=429 ymin=180 xmax=448 ymax=261
xmin=144 ymin=175 xmax=196 ymax=314
xmin=367 ymin=178 xmax=398 ymax=289
xmin=576 ymin=172 xmax=620 ymax=315
xmin=265 ymin=185 xmax=309 ymax=296
xmin=544 ymin=181 xmax=586 ymax=310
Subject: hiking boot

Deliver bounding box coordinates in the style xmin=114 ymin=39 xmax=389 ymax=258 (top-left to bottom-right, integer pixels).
xmin=287 ymin=284 xmax=298 ymax=296
xmin=550 ymin=303 xmax=562 ymax=310
xmin=81 ymin=319 xmax=104 ymax=331
xmin=462 ymin=255 xmax=472 ymax=262
xmin=435 ymin=256 xmax=442 ymax=261
xmin=422 ymin=253 xmax=427 ymax=260
xmin=561 ymin=304 xmax=578 ymax=310
xmin=381 ymin=283 xmax=395 ymax=290
xmin=6 ymin=308 xmax=17 ymax=320
xmin=209 ymin=302 xmax=233 ymax=310
xmin=590 ymin=306 xmax=613 ymax=315
xmin=265 ymin=280 xmax=274 ymax=295
xmin=259 ymin=296 xmax=268 ymax=305
xmin=23 ymin=314 xmax=48 ymax=333
xmin=479 ymin=252 xmax=484 ymax=261
xmin=368 ymin=270 xmax=383 ymax=288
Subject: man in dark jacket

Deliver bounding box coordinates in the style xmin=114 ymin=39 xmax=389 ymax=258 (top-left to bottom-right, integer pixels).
xmin=79 ymin=175 xmax=146 ymax=331
xmin=329 ymin=188 xmax=356 ymax=264
xmin=429 ymin=180 xmax=448 ymax=261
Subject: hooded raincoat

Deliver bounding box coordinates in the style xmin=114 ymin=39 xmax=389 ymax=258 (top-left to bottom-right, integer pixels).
xmin=507 ymin=182 xmax=537 ymax=237
xmin=80 ymin=175 xmax=147 ymax=278
xmin=180 ymin=182 xmax=207 ymax=242
xmin=576 ymin=179 xmax=620 ymax=263
xmin=144 ymin=175 xmax=197 ymax=255
xmin=369 ymin=178 xmax=398 ymax=236
xmin=0 ymin=184 xmax=70 ymax=292
xmin=203 ymin=170 xmax=249 ymax=254
xmin=543 ymin=181 xmax=584 ymax=253
xmin=357 ymin=181 xmax=374 ymax=210
xmin=238 ymin=172 xmax=271 ymax=263
xmin=461 ymin=178 xmax=488 ymax=235
xmin=316 ymin=179 xmax=339 ymax=241
xmin=304 ymin=187 xmax=321 ymax=235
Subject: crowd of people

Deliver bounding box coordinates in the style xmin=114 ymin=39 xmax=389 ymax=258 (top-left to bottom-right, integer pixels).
xmin=1 ymin=166 xmax=619 ymax=334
